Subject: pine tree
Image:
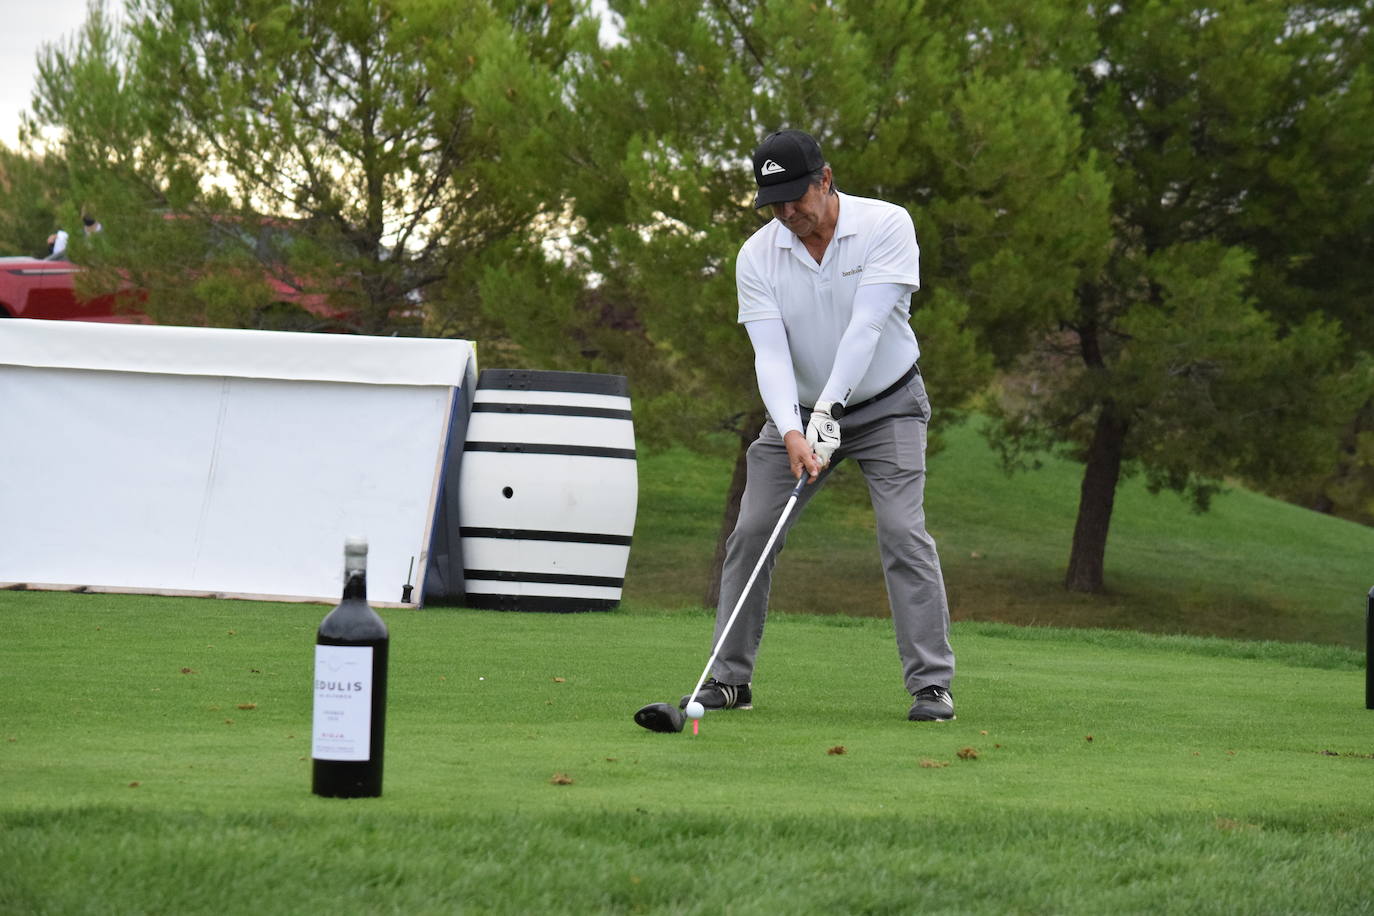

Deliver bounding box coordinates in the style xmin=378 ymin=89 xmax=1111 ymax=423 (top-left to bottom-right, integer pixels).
xmin=28 ymin=0 xmax=586 ymax=335
xmin=978 ymin=0 xmax=1372 ymax=592
xmin=562 ymin=0 xmax=1101 ymax=602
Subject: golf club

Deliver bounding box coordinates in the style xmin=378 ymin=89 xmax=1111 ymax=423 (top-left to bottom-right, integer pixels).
xmin=634 ymin=473 xmax=809 ymax=733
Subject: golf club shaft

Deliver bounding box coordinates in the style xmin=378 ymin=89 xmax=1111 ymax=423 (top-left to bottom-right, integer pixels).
xmin=686 ymin=473 xmax=808 ymax=706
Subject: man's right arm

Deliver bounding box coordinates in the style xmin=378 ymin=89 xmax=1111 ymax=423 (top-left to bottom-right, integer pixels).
xmin=745 ymin=318 xmax=822 ymax=481
xmin=744 ymin=318 xmax=801 ymax=437
xmin=737 ymin=240 xmax=821 ymax=480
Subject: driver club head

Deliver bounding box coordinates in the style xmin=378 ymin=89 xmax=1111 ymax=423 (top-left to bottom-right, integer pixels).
xmin=633 ymin=701 xmax=685 ymax=733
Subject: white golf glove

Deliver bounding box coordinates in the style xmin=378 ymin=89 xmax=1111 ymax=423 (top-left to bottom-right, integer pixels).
xmin=806 ymin=402 xmax=842 ymax=468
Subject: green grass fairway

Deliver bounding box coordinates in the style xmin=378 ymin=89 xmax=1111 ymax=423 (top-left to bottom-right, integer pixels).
xmin=629 ymin=422 xmax=1374 ymax=648
xmin=3 ymin=593 xmax=1372 ymax=913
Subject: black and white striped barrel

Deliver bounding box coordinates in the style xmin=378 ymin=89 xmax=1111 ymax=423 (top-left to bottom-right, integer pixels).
xmin=457 ymin=369 xmax=636 ymax=611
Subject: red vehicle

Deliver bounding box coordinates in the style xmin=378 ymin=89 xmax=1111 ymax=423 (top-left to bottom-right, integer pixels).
xmin=0 ymin=231 xmax=365 ymax=330
xmin=0 ymin=256 xmax=146 ymax=323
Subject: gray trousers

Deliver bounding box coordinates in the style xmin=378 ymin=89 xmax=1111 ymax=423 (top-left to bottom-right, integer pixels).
xmin=710 ymin=372 xmax=955 ymax=696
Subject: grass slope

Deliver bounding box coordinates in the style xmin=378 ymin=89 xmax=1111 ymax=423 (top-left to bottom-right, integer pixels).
xmin=627 ymin=421 xmax=1374 ymax=648
xmin=3 ymin=593 xmax=1373 ymax=914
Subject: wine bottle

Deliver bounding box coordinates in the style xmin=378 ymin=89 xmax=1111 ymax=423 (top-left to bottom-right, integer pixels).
xmin=312 ymin=536 xmax=389 ymax=798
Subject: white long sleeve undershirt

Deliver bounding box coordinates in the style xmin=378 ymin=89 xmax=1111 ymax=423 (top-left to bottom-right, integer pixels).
xmin=745 ymin=318 xmax=803 ymax=435
xmin=745 ymin=282 xmax=915 ymax=436
xmin=817 ymin=282 xmax=913 ymax=406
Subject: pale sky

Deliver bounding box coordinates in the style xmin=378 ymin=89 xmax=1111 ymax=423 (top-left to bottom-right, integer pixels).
xmin=0 ymin=0 xmax=110 ymax=148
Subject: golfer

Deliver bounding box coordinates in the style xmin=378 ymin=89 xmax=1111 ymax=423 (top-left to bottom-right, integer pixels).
xmin=690 ymin=128 xmax=956 ymax=721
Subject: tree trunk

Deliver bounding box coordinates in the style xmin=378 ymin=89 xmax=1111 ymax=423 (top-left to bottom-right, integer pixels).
xmin=704 ymin=410 xmax=763 ymax=608
xmin=1064 ymin=401 xmax=1129 ymax=593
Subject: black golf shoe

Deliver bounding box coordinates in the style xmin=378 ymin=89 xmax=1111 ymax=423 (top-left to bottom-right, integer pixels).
xmin=908 ymin=685 xmax=955 ymax=721
xmin=681 ymin=678 xmax=752 ymax=710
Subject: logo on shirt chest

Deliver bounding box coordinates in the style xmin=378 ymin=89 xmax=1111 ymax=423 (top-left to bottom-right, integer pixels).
xmin=841 ymin=265 xmax=864 ymax=277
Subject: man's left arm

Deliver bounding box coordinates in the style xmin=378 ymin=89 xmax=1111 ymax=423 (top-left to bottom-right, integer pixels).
xmin=814 ymin=282 xmax=916 ymax=411
xmin=814 ymin=206 xmax=921 ymax=412
xmin=804 ymin=283 xmax=911 ymax=467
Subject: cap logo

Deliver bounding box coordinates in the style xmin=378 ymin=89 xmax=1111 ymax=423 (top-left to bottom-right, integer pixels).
xmin=760 ymin=159 xmax=786 ymax=176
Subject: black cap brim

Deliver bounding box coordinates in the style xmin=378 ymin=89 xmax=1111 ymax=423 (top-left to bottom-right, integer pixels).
xmin=753 ymin=173 xmax=813 ymax=209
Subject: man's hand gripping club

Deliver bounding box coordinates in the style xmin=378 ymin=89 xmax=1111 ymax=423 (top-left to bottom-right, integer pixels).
xmin=784 ymin=401 xmax=842 ymax=482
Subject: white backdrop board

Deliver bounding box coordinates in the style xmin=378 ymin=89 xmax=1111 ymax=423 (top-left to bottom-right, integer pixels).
xmin=0 ymin=319 xmax=475 ymax=606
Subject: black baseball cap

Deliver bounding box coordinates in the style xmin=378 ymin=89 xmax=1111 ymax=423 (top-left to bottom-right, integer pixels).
xmin=751 ymin=129 xmax=826 ymax=208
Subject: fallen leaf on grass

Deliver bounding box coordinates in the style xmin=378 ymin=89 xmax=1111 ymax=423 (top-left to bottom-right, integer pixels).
xmin=237 ymin=703 xmax=257 ymax=710
xmin=550 ymin=773 xmax=574 ymax=785
xmin=180 ymin=668 xmax=195 ymax=675
xmin=957 ymin=746 xmax=979 ymax=760
xmin=919 ymin=758 xmax=949 ymax=768
xmin=1085 ymin=735 xmax=1094 ymax=742
xmin=552 ymin=677 xmax=566 ymax=683
xmin=827 ymin=745 xmax=847 ymax=756
xmin=128 ymin=782 xmax=140 ymax=788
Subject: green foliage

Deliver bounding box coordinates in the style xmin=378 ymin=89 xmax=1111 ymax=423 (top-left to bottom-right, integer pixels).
xmin=499 ymin=0 xmax=1372 ymax=587
xmin=14 ymin=0 xmax=1374 ymax=582
xmin=538 ymin=0 xmax=1103 ymax=449
xmin=1270 ymin=378 xmax=1374 ymax=525
xmin=26 ymin=0 xmax=589 ymax=334
xmin=966 ymin=0 xmax=1374 ymax=586
xmin=0 ymin=147 xmax=65 ymax=258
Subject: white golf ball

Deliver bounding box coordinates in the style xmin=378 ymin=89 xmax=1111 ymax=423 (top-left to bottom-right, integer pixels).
xmin=684 ymin=701 xmax=705 ymax=719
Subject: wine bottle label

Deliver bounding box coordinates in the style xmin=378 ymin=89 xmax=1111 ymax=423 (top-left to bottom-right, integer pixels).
xmin=311 ymin=645 xmax=374 ymax=761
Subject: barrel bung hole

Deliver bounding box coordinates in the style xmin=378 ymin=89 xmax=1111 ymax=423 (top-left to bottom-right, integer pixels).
xmin=502 ymin=486 xmax=514 ymax=499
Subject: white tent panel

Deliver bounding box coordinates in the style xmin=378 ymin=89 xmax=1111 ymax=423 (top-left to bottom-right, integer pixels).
xmin=0 ymin=315 xmax=472 ymax=386
xmin=0 ymin=320 xmax=474 ymax=605
xmin=3 ymin=366 xmax=223 ymax=582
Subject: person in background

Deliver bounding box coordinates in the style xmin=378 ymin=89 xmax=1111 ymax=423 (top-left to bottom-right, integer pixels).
xmin=44 ymin=227 xmax=69 ymax=261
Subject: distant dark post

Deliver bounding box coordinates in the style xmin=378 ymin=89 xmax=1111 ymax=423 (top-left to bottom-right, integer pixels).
xmin=1368 ymin=587 xmax=1374 ymax=710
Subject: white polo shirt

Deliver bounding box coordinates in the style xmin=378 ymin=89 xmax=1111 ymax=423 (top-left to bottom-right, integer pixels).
xmin=736 ymin=191 xmax=921 ymax=407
